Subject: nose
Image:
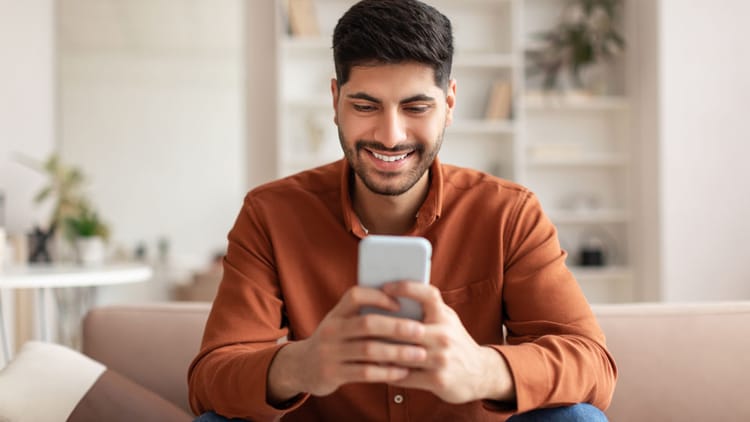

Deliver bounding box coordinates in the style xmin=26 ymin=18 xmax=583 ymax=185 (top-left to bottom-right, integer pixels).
xmin=373 ymin=108 xmax=407 ymax=148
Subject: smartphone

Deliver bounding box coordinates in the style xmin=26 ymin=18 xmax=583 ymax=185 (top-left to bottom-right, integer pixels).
xmin=357 ymin=235 xmax=432 ymax=320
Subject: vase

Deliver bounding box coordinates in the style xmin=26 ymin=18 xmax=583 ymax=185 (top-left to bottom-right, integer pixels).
xmin=75 ymin=236 xmax=105 ymax=266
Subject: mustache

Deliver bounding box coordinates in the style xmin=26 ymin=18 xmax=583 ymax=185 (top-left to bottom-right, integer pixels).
xmin=355 ymin=141 xmax=424 ymax=153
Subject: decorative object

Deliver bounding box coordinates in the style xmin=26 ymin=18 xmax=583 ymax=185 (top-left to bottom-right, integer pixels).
xmin=20 ymin=153 xmax=87 ymax=234
xmin=18 ymin=153 xmax=110 ymax=264
xmin=286 ymin=0 xmax=319 ymax=37
xmin=27 ymin=225 xmax=56 ymax=263
xmin=526 ymin=0 xmax=625 ymax=92
xmin=484 ymin=80 xmax=512 ymax=120
xmin=579 ymin=236 xmax=606 ymax=266
xmin=66 ymin=206 xmax=110 ymax=266
xmin=578 ymin=227 xmax=617 ymax=267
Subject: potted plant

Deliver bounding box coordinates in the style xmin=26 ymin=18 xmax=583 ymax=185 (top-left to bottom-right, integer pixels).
xmin=526 ymin=0 xmax=625 ymax=93
xmin=65 ymin=204 xmax=110 ymax=266
xmin=19 ymin=152 xmax=111 ymax=264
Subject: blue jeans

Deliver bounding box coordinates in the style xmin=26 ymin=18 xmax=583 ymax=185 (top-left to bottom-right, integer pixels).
xmin=194 ymin=403 xmax=607 ymax=421
xmin=508 ymin=403 xmax=607 ymax=421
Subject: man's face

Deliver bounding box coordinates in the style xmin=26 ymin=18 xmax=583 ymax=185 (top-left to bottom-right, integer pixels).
xmin=332 ymin=62 xmax=456 ymax=196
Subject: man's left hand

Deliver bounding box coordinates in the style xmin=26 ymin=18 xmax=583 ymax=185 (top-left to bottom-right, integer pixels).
xmin=381 ymin=281 xmax=516 ymax=404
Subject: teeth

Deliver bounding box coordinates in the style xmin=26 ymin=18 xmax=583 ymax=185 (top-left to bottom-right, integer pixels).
xmin=372 ymin=151 xmax=408 ymax=162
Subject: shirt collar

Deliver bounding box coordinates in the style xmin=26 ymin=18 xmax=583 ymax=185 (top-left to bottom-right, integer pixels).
xmin=340 ymin=157 xmax=444 ymax=238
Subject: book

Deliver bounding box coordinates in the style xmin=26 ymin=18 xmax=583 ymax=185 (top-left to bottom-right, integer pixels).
xmin=287 ymin=0 xmax=320 ymax=37
xmin=484 ymin=80 xmax=512 ymax=120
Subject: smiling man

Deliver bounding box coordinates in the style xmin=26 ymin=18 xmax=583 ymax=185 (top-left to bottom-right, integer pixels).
xmin=188 ymin=1 xmax=617 ymax=421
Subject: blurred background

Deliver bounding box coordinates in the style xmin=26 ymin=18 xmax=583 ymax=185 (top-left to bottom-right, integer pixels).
xmin=1 ymin=0 xmax=749 ymax=349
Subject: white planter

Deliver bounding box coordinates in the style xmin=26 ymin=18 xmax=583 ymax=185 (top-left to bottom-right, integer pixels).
xmin=75 ymin=236 xmax=106 ymax=266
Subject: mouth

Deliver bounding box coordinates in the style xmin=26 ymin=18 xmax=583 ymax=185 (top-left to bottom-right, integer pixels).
xmin=370 ymin=150 xmax=411 ymax=163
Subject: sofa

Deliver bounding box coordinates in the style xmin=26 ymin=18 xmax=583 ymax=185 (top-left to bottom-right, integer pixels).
xmin=3 ymin=301 xmax=750 ymax=421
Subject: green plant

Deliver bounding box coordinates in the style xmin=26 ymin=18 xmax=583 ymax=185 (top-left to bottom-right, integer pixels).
xmin=65 ymin=205 xmax=110 ymax=241
xmin=526 ymin=0 xmax=625 ymax=91
xmin=19 ymin=152 xmax=110 ymax=241
xmin=18 ymin=152 xmax=86 ymax=230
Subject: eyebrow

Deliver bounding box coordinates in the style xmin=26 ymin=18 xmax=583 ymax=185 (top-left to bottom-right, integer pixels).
xmin=346 ymin=92 xmax=436 ymax=104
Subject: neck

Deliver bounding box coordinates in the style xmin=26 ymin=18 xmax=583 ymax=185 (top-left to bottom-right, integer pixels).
xmin=353 ymin=171 xmax=430 ymax=235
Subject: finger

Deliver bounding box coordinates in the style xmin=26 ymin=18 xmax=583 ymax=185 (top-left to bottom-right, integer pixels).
xmin=330 ymin=286 xmax=400 ymax=318
xmin=381 ymin=281 xmax=445 ymax=321
xmin=338 ymin=313 xmax=425 ymax=343
xmin=388 ymin=368 xmax=439 ymax=391
xmin=337 ymin=339 xmax=427 ymax=367
xmin=338 ymin=362 xmax=410 ymax=385
xmin=418 ymin=324 xmax=456 ymax=350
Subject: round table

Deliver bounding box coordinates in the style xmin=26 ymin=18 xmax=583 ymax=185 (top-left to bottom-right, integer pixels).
xmin=0 ymin=263 xmax=152 ymax=363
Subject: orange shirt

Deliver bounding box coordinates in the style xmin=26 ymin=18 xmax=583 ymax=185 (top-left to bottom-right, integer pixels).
xmin=188 ymin=158 xmax=617 ymax=421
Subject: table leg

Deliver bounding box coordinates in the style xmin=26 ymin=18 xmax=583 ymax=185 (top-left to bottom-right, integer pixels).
xmin=0 ymin=289 xmax=10 ymax=364
xmin=37 ymin=287 xmax=50 ymax=342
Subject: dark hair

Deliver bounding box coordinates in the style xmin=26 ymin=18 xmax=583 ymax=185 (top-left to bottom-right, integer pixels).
xmin=332 ymin=0 xmax=454 ymax=89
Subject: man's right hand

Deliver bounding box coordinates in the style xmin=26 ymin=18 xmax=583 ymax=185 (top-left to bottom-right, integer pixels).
xmin=266 ymin=285 xmax=428 ymax=404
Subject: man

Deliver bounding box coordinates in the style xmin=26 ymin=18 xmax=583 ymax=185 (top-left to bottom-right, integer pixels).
xmin=189 ymin=1 xmax=617 ymax=420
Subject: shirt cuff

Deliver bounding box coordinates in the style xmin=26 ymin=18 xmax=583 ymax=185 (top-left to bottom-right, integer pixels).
xmin=488 ymin=343 xmax=549 ymax=414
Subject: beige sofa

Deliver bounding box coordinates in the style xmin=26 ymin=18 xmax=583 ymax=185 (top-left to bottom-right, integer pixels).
xmin=78 ymin=301 xmax=750 ymax=421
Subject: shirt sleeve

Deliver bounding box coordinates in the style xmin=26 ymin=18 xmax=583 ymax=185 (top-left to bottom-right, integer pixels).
xmin=488 ymin=191 xmax=618 ymax=414
xmin=187 ymin=194 xmax=310 ymax=420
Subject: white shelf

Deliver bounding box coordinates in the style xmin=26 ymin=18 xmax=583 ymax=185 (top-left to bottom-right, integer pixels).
xmin=281 ymin=43 xmax=518 ymax=71
xmin=528 ymin=154 xmax=629 ymax=167
xmin=524 ymin=94 xmax=630 ymax=111
xmin=569 ymin=266 xmax=633 ymax=282
xmin=281 ymin=36 xmax=329 ymax=52
xmin=548 ymin=209 xmax=630 ymax=224
xmin=449 ymin=119 xmax=515 ymax=135
xmin=454 ymin=53 xmax=517 ymax=68
xmin=276 ymin=0 xmax=638 ymax=302
xmin=286 ymin=97 xmax=330 ymax=109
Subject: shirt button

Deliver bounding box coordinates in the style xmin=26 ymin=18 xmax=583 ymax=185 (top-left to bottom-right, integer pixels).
xmin=394 ymin=394 xmax=404 ymax=404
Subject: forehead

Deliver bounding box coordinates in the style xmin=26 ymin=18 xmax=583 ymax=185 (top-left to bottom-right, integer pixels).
xmin=341 ymin=62 xmax=443 ymax=98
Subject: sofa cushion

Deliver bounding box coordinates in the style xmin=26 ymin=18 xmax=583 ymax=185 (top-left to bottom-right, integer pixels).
xmin=82 ymin=302 xmax=210 ymax=413
xmin=594 ymin=302 xmax=750 ymax=421
xmin=0 ymin=341 xmax=104 ymax=421
xmin=68 ymin=367 xmax=191 ymax=422
xmin=0 ymin=341 xmax=191 ymax=422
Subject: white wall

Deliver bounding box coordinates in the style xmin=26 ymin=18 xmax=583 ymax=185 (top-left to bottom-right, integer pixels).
xmin=0 ymin=0 xmax=56 ymax=233
xmin=58 ymin=1 xmax=246 ymax=301
xmin=245 ymin=0 xmax=279 ymax=188
xmin=629 ymin=0 xmax=661 ymax=302
xmin=0 ymin=0 xmax=56 ymax=354
xmin=659 ymin=0 xmax=750 ymax=301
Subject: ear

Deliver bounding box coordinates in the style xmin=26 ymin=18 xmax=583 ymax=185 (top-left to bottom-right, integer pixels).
xmin=331 ymin=78 xmax=340 ymax=126
xmin=445 ymin=78 xmax=457 ymax=127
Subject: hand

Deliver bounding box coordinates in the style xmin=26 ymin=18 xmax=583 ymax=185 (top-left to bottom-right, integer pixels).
xmin=267 ymin=285 xmax=431 ymax=403
xmin=382 ymin=281 xmax=516 ymax=404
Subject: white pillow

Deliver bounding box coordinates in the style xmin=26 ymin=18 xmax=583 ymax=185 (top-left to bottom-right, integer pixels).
xmin=0 ymin=341 xmax=105 ymax=422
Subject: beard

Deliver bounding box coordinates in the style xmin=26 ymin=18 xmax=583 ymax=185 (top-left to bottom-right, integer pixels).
xmin=338 ymin=128 xmax=444 ymax=196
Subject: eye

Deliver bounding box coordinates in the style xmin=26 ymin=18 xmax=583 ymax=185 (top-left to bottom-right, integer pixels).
xmin=353 ymin=103 xmax=377 ymax=112
xmin=404 ymin=104 xmax=431 ymax=114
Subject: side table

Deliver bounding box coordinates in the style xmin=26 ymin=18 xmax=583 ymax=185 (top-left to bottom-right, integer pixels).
xmin=0 ymin=263 xmax=152 ymax=364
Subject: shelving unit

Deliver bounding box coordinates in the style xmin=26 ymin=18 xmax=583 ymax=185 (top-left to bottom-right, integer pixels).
xmin=274 ymin=0 xmax=636 ymax=303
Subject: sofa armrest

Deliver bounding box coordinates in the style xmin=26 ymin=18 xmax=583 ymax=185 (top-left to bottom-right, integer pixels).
xmin=82 ymin=302 xmax=211 ymax=414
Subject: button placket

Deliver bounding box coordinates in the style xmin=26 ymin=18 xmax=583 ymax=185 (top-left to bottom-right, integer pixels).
xmin=387 ymin=386 xmax=409 ymax=420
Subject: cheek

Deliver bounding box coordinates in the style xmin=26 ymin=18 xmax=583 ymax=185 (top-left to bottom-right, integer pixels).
xmin=338 ymin=115 xmax=371 ymax=140
xmin=415 ymin=116 xmax=445 ymax=140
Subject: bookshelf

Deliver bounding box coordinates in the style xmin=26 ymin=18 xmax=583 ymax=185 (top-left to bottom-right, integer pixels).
xmin=274 ymin=0 xmax=637 ymax=303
